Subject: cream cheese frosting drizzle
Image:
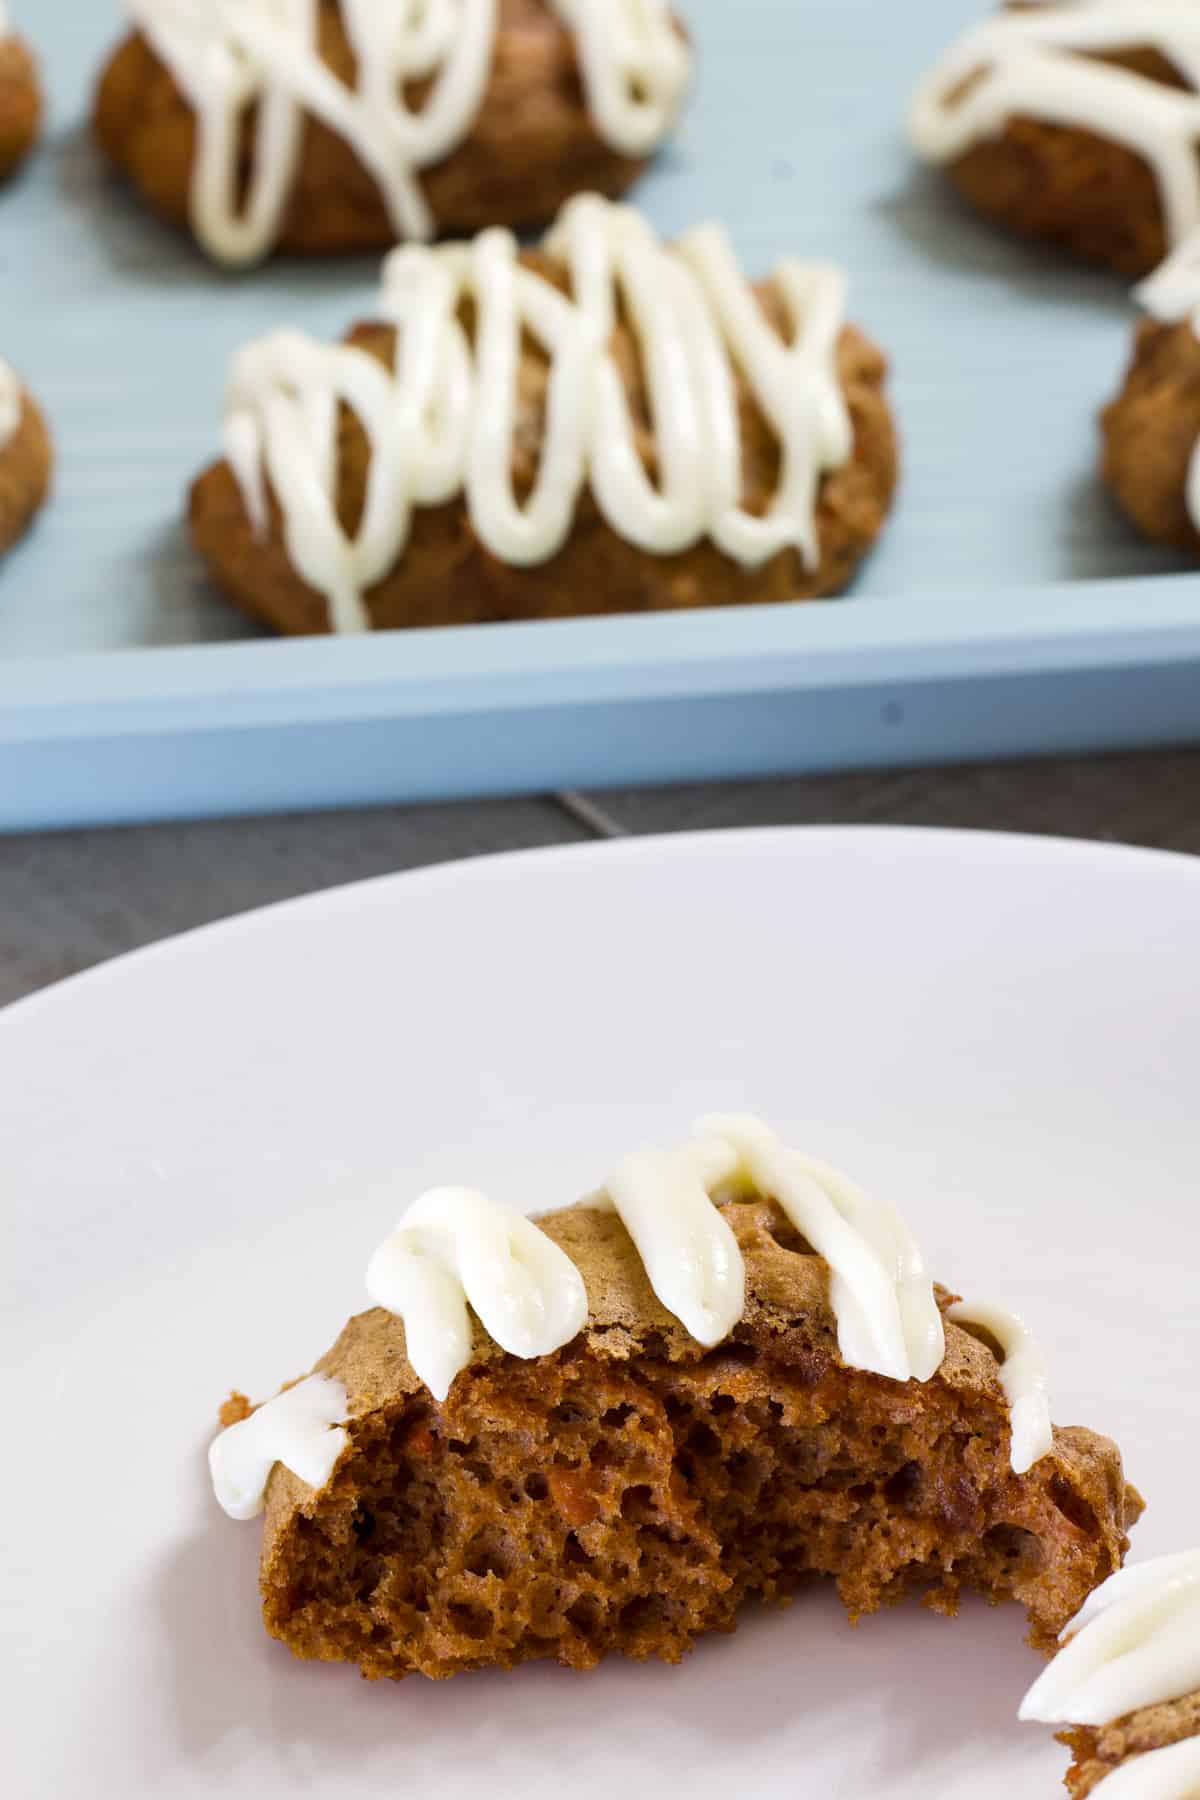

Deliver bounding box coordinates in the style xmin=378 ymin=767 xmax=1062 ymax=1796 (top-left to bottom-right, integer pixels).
xmin=223 ymin=192 xmax=853 ymax=632
xmin=367 ymin=1115 xmax=944 ymax=1402
xmin=543 ymin=0 xmax=690 ymax=157
xmin=947 ymin=1299 xmax=1052 ymax=1474
xmin=123 ymin=0 xmax=689 ymax=266
xmin=1021 ymin=1549 xmax=1200 ymax=1727
xmin=211 ymin=1118 xmax=1055 ymax=1515
xmin=0 ymin=359 xmax=21 ymax=453
xmin=1135 ymin=225 xmax=1200 ymax=529
xmin=602 ymin=1133 xmax=745 ymax=1347
xmin=209 ymin=1374 xmax=349 ymax=1519
xmin=689 ymin=1114 xmax=946 ymax=1384
xmin=910 ymin=1 xmax=1200 ymax=251
xmin=366 ymin=1186 xmax=590 ymax=1401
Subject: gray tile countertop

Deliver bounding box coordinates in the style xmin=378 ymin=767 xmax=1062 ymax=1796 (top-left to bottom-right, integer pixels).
xmin=3 ymin=749 xmax=1198 ymax=1010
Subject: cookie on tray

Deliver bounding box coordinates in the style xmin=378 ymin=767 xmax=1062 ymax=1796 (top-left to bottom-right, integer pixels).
xmin=94 ymin=0 xmax=691 ymax=267
xmin=1101 ymin=233 xmax=1200 ymax=554
xmin=189 ymin=193 xmax=899 ymax=635
xmin=207 ymin=1113 xmax=1141 ymax=1682
xmin=909 ymin=3 xmax=1200 ymax=279
xmin=1021 ymin=1549 xmax=1200 ymax=1798
xmin=0 ymin=359 xmax=51 ymax=554
xmin=0 ymin=4 xmax=41 ymax=182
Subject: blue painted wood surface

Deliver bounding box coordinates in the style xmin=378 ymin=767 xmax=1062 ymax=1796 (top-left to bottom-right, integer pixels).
xmin=1 ymin=0 xmax=1198 ymax=826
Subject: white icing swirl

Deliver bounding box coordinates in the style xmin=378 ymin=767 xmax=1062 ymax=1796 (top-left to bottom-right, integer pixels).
xmin=0 ymin=359 xmax=21 ymax=454
xmin=603 ymin=1135 xmax=744 ymax=1347
xmin=947 ymin=1299 xmax=1052 ymax=1474
xmin=1021 ymin=1549 xmax=1200 ymax=1726
xmin=543 ymin=0 xmax=690 ymax=158
xmin=366 ymin=1186 xmax=589 ymax=1402
xmin=910 ymin=2 xmax=1200 ymax=249
xmin=690 ymin=1114 xmax=946 ymax=1384
xmin=209 ymin=1374 xmax=349 ymax=1519
xmin=223 ymin=193 xmax=853 ymax=632
xmin=124 ymin=0 xmax=689 ymax=266
xmin=366 ymin=1115 xmax=944 ymax=1404
xmin=1135 ymin=226 xmax=1200 ymax=531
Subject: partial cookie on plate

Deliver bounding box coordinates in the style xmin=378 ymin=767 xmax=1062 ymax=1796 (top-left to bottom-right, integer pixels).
xmin=910 ymin=2 xmax=1200 ymax=278
xmin=1020 ymin=1549 xmax=1200 ymax=1800
xmin=94 ymin=0 xmax=691 ymax=266
xmin=208 ymin=1115 xmax=1141 ymax=1683
xmin=189 ymin=194 xmax=899 ymax=636
xmin=0 ymin=4 xmax=41 ymax=181
xmin=0 ymin=360 xmax=51 ymax=555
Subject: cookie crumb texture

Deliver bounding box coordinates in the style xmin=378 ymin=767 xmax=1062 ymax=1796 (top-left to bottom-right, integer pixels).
xmin=94 ymin=0 xmax=660 ymax=255
xmin=189 ymin=283 xmax=897 ymax=634
xmin=1102 ymin=316 xmax=1200 ymax=552
xmin=0 ymin=388 xmax=52 ymax=555
xmin=945 ymin=47 xmax=1187 ymax=279
xmin=256 ymin=1199 xmax=1139 ymax=1681
xmin=0 ymin=32 xmax=40 ymax=181
xmin=1058 ymin=1691 xmax=1200 ymax=1797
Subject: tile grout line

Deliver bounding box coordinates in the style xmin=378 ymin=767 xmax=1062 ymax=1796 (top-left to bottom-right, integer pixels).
xmin=553 ymin=790 xmax=632 ymax=841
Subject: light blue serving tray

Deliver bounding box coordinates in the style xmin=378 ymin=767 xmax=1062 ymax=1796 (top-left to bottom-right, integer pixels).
xmin=2 ymin=0 xmax=1199 ymax=829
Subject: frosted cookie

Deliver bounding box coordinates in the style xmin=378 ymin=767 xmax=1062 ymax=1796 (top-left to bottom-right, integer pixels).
xmin=1021 ymin=1550 xmax=1200 ymax=1797
xmin=910 ymin=3 xmax=1200 ymax=279
xmin=93 ymin=0 xmax=690 ymax=267
xmin=1102 ymin=231 xmax=1200 ymax=552
xmin=189 ymin=194 xmax=899 ymax=636
xmin=0 ymin=3 xmax=41 ymax=182
xmin=0 ymin=360 xmax=51 ymax=554
xmin=207 ymin=1114 xmax=1141 ymax=1682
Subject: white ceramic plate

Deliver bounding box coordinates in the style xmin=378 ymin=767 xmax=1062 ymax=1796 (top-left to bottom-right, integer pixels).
xmin=4 ymin=827 xmax=1197 ymax=1799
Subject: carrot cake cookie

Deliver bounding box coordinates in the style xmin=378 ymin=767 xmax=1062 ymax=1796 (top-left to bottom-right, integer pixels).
xmin=189 ymin=194 xmax=898 ymax=634
xmin=1102 ymin=228 xmax=1200 ymax=553
xmin=0 ymin=2 xmax=40 ymax=182
xmin=209 ymin=1114 xmax=1141 ymax=1681
xmin=94 ymin=0 xmax=691 ymax=266
xmin=0 ymin=359 xmax=51 ymax=555
xmin=910 ymin=2 xmax=1200 ymax=279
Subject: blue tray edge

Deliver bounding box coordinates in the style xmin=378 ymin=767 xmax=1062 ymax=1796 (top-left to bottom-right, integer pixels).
xmin=3 ymin=574 xmax=1197 ymax=829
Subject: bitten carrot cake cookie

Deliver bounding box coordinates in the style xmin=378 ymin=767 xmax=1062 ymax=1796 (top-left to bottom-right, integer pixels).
xmin=94 ymin=0 xmax=690 ymax=267
xmin=189 ymin=195 xmax=899 ymax=635
xmin=1021 ymin=1549 xmax=1200 ymax=1797
xmin=1102 ymin=231 xmax=1200 ymax=552
xmin=0 ymin=360 xmax=51 ymax=554
xmin=208 ymin=1114 xmax=1141 ymax=1683
xmin=0 ymin=3 xmax=40 ymax=182
xmin=910 ymin=2 xmax=1200 ymax=279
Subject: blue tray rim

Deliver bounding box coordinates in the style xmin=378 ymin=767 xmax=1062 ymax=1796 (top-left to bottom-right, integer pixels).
xmin=3 ymin=570 xmax=1199 ymax=744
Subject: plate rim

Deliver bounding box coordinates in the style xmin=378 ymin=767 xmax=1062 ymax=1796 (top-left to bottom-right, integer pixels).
xmin=5 ymin=821 xmax=1199 ymax=1028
